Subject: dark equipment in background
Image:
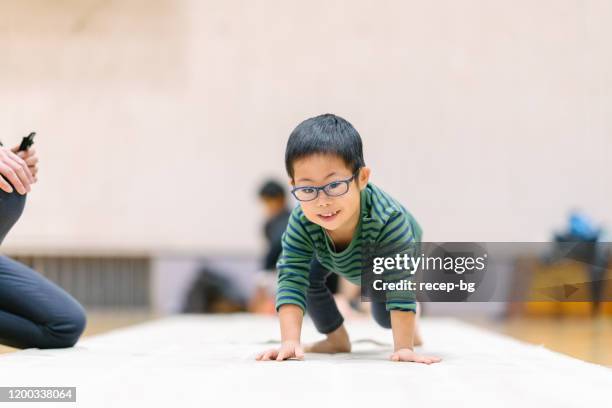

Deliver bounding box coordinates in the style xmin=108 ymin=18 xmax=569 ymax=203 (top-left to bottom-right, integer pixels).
xmin=183 ymin=266 xmax=246 ymax=313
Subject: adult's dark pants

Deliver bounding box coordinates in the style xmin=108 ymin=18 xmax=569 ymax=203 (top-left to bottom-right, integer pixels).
xmin=0 ymin=190 xmax=87 ymax=349
xmin=307 ymin=258 xmax=414 ymax=334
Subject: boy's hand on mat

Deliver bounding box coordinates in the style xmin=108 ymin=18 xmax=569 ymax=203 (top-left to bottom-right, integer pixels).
xmin=0 ymin=146 xmax=34 ymax=194
xmin=13 ymin=147 xmax=39 ymax=181
xmin=255 ymin=341 xmax=304 ymax=361
xmin=390 ymin=348 xmax=442 ymax=364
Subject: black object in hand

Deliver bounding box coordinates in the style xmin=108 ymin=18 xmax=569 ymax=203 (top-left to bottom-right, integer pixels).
xmin=18 ymin=132 xmax=36 ymax=152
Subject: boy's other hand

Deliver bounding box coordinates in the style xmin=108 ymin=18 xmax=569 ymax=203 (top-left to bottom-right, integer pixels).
xmin=256 ymin=340 xmax=304 ymax=361
xmin=390 ymin=348 xmax=442 ymax=364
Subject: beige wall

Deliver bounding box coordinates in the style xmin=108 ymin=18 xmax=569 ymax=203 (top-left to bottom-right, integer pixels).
xmin=1 ymin=0 xmax=610 ymax=253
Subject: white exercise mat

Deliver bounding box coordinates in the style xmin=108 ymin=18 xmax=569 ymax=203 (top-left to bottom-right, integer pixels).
xmin=0 ymin=314 xmax=610 ymax=407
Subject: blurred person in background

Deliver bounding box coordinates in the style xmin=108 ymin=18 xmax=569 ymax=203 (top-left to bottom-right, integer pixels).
xmin=259 ymin=180 xmax=291 ymax=272
xmin=0 ymin=139 xmax=87 ymax=349
xmin=248 ymin=180 xmax=291 ymax=314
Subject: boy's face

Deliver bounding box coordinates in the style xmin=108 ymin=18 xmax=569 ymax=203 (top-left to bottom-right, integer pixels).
xmin=291 ymin=154 xmax=370 ymax=233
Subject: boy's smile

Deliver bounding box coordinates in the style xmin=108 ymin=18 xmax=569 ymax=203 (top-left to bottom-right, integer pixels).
xmin=317 ymin=209 xmax=340 ymax=222
xmin=291 ymin=154 xmax=370 ymax=244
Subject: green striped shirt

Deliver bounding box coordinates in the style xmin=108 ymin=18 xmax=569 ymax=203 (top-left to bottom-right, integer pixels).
xmin=276 ymin=182 xmax=422 ymax=313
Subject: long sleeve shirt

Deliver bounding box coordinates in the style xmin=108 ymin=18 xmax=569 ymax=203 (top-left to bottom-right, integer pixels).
xmin=275 ymin=182 xmax=422 ymax=313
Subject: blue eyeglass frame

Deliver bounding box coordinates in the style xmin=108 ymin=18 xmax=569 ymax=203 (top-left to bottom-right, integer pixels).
xmin=291 ymin=169 xmax=360 ymax=202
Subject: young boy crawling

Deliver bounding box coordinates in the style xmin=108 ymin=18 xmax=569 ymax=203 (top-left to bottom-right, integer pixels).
xmin=256 ymin=114 xmax=441 ymax=364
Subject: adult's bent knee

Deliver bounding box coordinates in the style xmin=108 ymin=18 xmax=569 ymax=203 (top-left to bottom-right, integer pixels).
xmin=42 ymin=304 xmax=87 ymax=349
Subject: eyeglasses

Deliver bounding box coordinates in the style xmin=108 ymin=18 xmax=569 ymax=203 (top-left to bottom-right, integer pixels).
xmin=291 ymin=170 xmax=359 ymax=202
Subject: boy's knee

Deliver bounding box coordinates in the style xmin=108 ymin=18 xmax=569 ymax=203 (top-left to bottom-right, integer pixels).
xmin=371 ymin=304 xmax=392 ymax=329
xmin=373 ymin=314 xmax=392 ymax=329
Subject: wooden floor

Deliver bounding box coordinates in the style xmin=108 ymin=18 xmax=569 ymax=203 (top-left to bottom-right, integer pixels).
xmin=464 ymin=316 xmax=612 ymax=367
xmin=1 ymin=312 xmax=611 ymax=367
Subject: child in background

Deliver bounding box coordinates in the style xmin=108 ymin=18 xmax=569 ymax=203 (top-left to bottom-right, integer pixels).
xmin=248 ymin=180 xmax=291 ymax=314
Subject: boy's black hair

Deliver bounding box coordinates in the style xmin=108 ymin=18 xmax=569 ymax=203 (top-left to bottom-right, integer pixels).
xmin=258 ymin=180 xmax=286 ymax=199
xmin=285 ymin=113 xmax=365 ymax=179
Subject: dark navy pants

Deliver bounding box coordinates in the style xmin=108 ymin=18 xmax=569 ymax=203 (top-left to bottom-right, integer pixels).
xmin=0 ymin=190 xmax=87 ymax=349
xmin=307 ymin=258 xmax=394 ymax=334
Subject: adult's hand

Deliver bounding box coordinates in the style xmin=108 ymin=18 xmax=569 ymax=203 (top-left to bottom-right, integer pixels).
xmin=0 ymin=146 xmax=34 ymax=194
xmin=12 ymin=147 xmax=39 ymax=181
